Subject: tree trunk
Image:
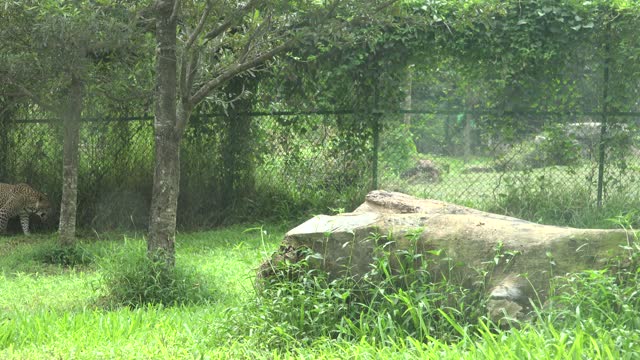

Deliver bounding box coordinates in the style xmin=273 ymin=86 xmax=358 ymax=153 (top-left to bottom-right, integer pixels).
xmin=444 ymin=114 xmax=452 ymax=156
xmin=0 ymin=113 xmax=9 ymax=181
xmin=221 ymin=78 xmax=256 ymax=210
xmin=260 ymin=190 xmax=634 ymax=324
xmin=463 ymin=112 xmax=472 ymax=163
xmin=58 ymin=75 xmax=83 ymax=246
xmin=597 ymin=25 xmax=611 ymax=209
xmin=148 ymin=0 xmax=179 ymax=266
xmin=403 ymin=65 xmax=413 ymax=126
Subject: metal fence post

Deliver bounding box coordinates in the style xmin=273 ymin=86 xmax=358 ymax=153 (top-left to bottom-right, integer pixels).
xmin=371 ymin=73 xmax=381 ymax=191
xmin=597 ymin=26 xmax=611 ymax=209
xmin=372 ymin=113 xmax=380 ymax=191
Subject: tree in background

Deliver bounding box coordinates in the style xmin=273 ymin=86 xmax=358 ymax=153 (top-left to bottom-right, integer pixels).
xmin=0 ymin=1 xmax=149 ymax=244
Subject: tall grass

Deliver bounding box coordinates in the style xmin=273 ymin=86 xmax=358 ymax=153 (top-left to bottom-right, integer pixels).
xmin=96 ymin=239 xmax=215 ymax=308
xmin=384 ymin=158 xmax=640 ymax=229
xmin=487 ymin=174 xmax=640 ymax=228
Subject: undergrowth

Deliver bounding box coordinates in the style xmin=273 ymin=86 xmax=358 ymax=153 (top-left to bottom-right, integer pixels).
xmin=228 ymin=231 xmax=485 ymax=348
xmin=95 ymin=239 xmax=215 ymax=308
xmin=220 ymin=218 xmax=640 ymax=358
xmin=489 ymin=174 xmax=640 ymax=228
xmin=35 ymin=243 xmax=94 ymax=267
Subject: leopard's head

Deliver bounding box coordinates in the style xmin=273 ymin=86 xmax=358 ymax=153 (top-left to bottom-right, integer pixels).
xmin=34 ymin=193 xmax=52 ymax=221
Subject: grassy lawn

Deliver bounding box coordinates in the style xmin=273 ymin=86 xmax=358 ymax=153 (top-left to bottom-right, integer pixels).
xmin=0 ymin=226 xmax=283 ymax=359
xmin=1 ymin=221 xmax=639 ymax=359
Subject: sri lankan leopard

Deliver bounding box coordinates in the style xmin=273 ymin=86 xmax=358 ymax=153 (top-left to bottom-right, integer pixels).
xmin=0 ymin=183 xmax=51 ymax=235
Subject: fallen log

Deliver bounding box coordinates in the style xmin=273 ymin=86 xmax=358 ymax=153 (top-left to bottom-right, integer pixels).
xmin=259 ymin=190 xmax=636 ymax=323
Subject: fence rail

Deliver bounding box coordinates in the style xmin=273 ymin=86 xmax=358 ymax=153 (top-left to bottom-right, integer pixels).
xmin=13 ymin=109 xmax=640 ymax=123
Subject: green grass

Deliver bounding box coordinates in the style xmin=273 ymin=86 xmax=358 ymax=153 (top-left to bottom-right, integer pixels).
xmin=0 ymin=225 xmax=284 ymax=358
xmin=0 ymin=218 xmax=638 ymax=359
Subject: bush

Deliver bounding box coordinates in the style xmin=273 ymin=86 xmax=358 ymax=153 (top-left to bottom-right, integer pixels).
xmin=411 ymin=114 xmax=447 ymax=155
xmin=497 ymin=125 xmax=582 ymax=171
xmin=35 ymin=243 xmax=94 ymax=267
xmin=381 ymin=123 xmax=418 ymax=175
xmin=96 ymin=240 xmax=214 ymax=308
xmin=489 ymin=174 xmax=594 ymax=226
xmin=534 ymin=125 xmax=581 ymax=167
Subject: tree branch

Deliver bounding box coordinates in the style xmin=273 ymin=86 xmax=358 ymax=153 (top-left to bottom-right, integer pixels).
xmin=0 ymin=99 xmax=19 ymax=118
xmin=190 ymin=40 xmax=293 ymax=106
xmin=203 ymin=18 xmax=234 ymax=46
xmin=3 ymin=77 xmax=57 ymax=114
xmin=180 ymin=0 xmax=212 ymax=105
xmin=185 ymin=0 xmax=213 ymax=51
xmin=375 ymin=0 xmax=399 ymax=13
xmin=179 ymin=54 xmax=188 ymax=104
xmin=169 ymin=0 xmax=180 ymax=23
xmin=203 ymin=0 xmax=260 ymax=42
xmin=238 ymin=14 xmax=272 ymax=63
xmin=175 ymin=98 xmax=193 ymax=136
xmin=185 ymin=51 xmax=200 ymax=98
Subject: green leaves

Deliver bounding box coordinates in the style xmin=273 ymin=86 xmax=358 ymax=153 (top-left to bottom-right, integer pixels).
xmin=1 ymin=0 xmax=153 ymax=115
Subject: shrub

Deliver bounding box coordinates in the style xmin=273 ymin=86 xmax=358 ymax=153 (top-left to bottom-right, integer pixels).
xmin=96 ymin=240 xmax=214 ymax=308
xmin=489 ymin=173 xmax=640 ymax=228
xmin=489 ymin=174 xmax=595 ymax=226
xmin=381 ymin=123 xmax=418 ymax=175
xmin=534 ymin=125 xmax=582 ymax=167
xmin=411 ymin=114 xmax=447 ymax=155
xmin=35 ymin=243 xmax=94 ymax=267
xmin=497 ymin=125 xmax=582 ymax=171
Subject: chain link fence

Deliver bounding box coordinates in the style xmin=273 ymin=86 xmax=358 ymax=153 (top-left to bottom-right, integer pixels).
xmin=379 ymin=112 xmax=640 ymax=224
xmin=0 ymin=113 xmax=373 ymax=232
xmin=1 ymin=111 xmax=639 ymax=232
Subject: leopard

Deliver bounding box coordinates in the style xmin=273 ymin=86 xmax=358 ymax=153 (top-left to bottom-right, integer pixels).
xmin=0 ymin=183 xmax=51 ymax=235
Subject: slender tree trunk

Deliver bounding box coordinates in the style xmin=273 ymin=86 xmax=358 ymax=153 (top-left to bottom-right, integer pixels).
xmin=463 ymin=113 xmax=472 ymax=163
xmin=444 ymin=114 xmax=452 ymax=156
xmin=58 ymin=75 xmax=83 ymax=246
xmin=149 ymin=0 xmax=179 ymax=265
xmin=403 ymin=65 xmax=413 ymax=126
xmin=463 ymin=96 xmax=476 ymax=163
xmin=221 ymin=78 xmax=256 ymax=210
xmin=221 ymin=115 xmax=255 ymax=210
xmin=0 ymin=112 xmax=9 ymax=181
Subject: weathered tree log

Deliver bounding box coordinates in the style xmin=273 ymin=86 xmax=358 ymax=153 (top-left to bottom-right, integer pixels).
xmin=260 ymin=190 xmax=636 ymax=323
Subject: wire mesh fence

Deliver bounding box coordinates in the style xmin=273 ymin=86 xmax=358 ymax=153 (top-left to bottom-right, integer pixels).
xmin=379 ymin=112 xmax=640 ymax=223
xmin=1 ymin=110 xmax=639 ymax=232
xmin=0 ymin=113 xmax=374 ymax=232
